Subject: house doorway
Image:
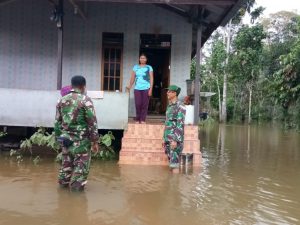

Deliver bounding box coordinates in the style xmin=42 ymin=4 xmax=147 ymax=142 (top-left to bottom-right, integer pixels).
xmin=140 ymin=34 xmax=171 ymax=115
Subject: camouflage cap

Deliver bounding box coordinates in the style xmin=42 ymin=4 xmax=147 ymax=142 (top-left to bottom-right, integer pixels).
xmin=166 ymin=85 xmax=181 ymax=95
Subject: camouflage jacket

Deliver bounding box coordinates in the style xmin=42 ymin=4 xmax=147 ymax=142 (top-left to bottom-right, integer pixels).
xmin=54 ymin=89 xmax=99 ymax=142
xmin=163 ymin=100 xmax=186 ymax=143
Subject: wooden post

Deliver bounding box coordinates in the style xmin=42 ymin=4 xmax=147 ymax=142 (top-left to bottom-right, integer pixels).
xmin=57 ymin=0 xmax=64 ymax=90
xmin=194 ymin=22 xmax=202 ymax=125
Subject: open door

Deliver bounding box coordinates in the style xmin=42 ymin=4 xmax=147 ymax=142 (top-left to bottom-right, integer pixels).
xmin=140 ymin=34 xmax=171 ymax=115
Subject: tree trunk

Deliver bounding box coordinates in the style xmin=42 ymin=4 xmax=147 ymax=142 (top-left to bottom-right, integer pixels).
xmin=248 ymin=85 xmax=252 ymax=124
xmin=216 ymin=75 xmax=222 ymax=122
xmin=233 ymin=86 xmax=237 ymax=121
xmin=220 ymin=20 xmax=231 ymax=123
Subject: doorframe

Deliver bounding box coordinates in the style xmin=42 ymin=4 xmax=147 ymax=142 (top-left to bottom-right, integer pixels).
xmin=139 ymin=33 xmax=172 ymax=114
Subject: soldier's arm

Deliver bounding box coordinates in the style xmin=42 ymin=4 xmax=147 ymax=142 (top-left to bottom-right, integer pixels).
xmin=174 ymin=105 xmax=186 ymax=142
xmin=83 ymin=97 xmax=99 ymax=142
xmin=54 ymin=101 xmax=62 ymax=138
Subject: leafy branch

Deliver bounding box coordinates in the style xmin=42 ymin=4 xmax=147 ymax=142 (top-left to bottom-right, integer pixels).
xmin=0 ymin=132 xmax=7 ymax=138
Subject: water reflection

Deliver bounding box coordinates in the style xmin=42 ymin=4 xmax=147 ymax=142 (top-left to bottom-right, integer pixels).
xmin=199 ymin=124 xmax=300 ymax=224
xmin=0 ymin=124 xmax=300 ymax=225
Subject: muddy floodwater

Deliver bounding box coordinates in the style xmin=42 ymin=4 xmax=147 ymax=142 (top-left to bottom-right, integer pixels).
xmin=0 ymin=124 xmax=300 ymax=225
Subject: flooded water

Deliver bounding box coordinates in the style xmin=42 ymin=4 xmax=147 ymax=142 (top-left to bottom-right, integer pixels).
xmin=0 ymin=124 xmax=300 ymax=225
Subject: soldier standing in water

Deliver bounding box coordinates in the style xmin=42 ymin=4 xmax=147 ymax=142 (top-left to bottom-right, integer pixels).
xmin=54 ymin=75 xmax=99 ymax=191
xmin=163 ymin=85 xmax=186 ymax=170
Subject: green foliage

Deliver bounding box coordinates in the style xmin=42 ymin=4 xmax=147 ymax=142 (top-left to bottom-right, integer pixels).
xmin=232 ymin=0 xmax=264 ymax=24
xmin=0 ymin=132 xmax=7 ymax=138
xmin=20 ymin=127 xmax=60 ymax=154
xmin=262 ymin=11 xmax=299 ymax=43
xmin=200 ymin=10 xmax=300 ymax=129
xmin=55 ymin=131 xmax=117 ymax=163
xmin=20 ymin=139 xmax=32 ymax=151
xmin=33 ymin=156 xmax=41 ymax=165
xmin=199 ymin=117 xmax=216 ymax=127
xmin=190 ymin=58 xmax=206 ymax=80
xmin=13 ymin=128 xmax=117 ymax=163
xmin=273 ymin=31 xmax=300 ymax=108
xmin=92 ymin=131 xmax=116 ymax=160
xmin=209 ymin=40 xmax=227 ymax=75
xmin=226 ymin=25 xmax=266 ymax=122
xmin=55 ymin=152 xmax=63 ymax=163
xmin=10 ymin=149 xmax=23 ymax=164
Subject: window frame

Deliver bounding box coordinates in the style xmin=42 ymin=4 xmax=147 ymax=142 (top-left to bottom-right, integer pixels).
xmin=101 ymin=33 xmax=124 ymax=92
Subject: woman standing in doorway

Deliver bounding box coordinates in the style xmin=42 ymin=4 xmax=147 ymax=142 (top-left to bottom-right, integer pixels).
xmin=127 ymin=53 xmax=153 ymax=124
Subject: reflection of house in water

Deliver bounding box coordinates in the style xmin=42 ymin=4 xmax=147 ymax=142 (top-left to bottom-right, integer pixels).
xmin=0 ymin=0 xmax=245 ymax=165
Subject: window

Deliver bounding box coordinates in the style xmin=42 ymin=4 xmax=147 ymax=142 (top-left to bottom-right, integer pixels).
xmin=101 ymin=33 xmax=123 ymax=91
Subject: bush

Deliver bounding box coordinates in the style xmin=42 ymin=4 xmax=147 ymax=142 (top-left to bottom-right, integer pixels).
xmin=0 ymin=132 xmax=7 ymax=138
xmin=20 ymin=127 xmax=60 ymax=154
xmin=18 ymin=128 xmax=117 ymax=163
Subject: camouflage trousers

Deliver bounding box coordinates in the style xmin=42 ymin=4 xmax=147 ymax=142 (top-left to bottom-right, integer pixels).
xmin=58 ymin=140 xmax=91 ymax=191
xmin=164 ymin=142 xmax=183 ymax=168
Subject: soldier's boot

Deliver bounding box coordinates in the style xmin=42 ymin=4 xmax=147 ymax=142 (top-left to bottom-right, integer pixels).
xmin=70 ymin=181 xmax=85 ymax=192
xmin=169 ymin=147 xmax=182 ymax=169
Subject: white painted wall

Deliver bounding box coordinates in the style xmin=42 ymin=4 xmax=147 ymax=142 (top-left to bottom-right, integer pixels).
xmin=0 ymin=88 xmax=129 ymax=129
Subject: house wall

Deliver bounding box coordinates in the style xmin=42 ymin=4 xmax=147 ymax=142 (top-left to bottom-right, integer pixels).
xmin=0 ymin=88 xmax=129 ymax=129
xmin=0 ymin=0 xmax=192 ymax=118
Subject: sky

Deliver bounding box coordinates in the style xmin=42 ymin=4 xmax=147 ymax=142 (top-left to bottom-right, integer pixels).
xmin=255 ymin=0 xmax=299 ymax=16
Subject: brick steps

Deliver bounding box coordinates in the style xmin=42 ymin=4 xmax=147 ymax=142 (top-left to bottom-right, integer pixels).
xmin=121 ymin=138 xmax=200 ymax=151
xmin=119 ymin=123 xmax=202 ymax=166
xmin=119 ymin=151 xmax=169 ymax=165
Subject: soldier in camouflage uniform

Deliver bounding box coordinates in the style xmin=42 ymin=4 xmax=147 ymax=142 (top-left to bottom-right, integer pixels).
xmin=163 ymin=85 xmax=186 ymax=169
xmin=54 ymin=76 xmax=99 ymax=191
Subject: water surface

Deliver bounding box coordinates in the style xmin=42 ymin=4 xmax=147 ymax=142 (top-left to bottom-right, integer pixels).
xmin=0 ymin=124 xmax=299 ymax=225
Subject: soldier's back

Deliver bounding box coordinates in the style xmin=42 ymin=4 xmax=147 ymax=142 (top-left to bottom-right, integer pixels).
xmin=58 ymin=92 xmax=89 ymax=141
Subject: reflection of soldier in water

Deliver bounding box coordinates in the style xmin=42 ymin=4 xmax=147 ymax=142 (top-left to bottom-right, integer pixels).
xmin=119 ymin=165 xmax=169 ymax=224
xmin=54 ymin=189 xmax=90 ymax=224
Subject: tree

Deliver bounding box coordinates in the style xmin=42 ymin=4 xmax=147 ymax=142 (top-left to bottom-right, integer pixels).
xmin=273 ymin=17 xmax=300 ymax=109
xmin=219 ymin=0 xmax=264 ymax=123
xmin=229 ymin=25 xmax=266 ymax=123
xmin=207 ymin=39 xmax=227 ymax=121
xmin=261 ymin=11 xmax=299 ymax=44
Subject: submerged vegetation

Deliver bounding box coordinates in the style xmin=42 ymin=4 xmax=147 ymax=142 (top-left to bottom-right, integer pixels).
xmin=10 ymin=127 xmax=116 ymax=164
xmin=0 ymin=132 xmax=7 ymax=138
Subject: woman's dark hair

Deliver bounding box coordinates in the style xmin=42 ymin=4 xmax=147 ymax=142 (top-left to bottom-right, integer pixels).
xmin=140 ymin=53 xmax=147 ymax=58
xmin=139 ymin=53 xmax=147 ymax=64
